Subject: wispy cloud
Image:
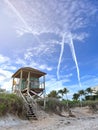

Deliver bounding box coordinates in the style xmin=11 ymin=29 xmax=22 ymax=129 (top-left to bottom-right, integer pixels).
xmin=1 ymin=0 xmax=98 ymax=93
xmin=0 ymin=68 xmax=13 ymax=91
xmin=4 ymin=0 xmax=97 ymax=36
xmin=46 ymin=80 xmax=66 ymax=94
xmin=0 ymin=54 xmax=16 ymax=91
xmin=46 ymin=74 xmax=71 ymax=93
xmin=5 ymin=0 xmax=97 ymax=81
xmin=81 ymin=74 xmax=98 ymax=87
xmin=15 ymin=55 xmax=53 ymax=72
xmin=0 ymin=54 xmax=10 ymax=63
xmin=39 ymin=65 xmax=52 ymax=71
xmin=62 ymin=75 xmax=98 ymax=99
xmin=15 ymin=58 xmax=26 ymax=66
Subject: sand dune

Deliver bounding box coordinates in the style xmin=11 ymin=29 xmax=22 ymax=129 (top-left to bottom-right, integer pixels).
xmin=0 ymin=107 xmax=98 ymax=130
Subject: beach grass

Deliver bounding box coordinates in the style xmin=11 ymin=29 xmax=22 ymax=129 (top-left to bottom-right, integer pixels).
xmin=0 ymin=93 xmax=24 ymax=117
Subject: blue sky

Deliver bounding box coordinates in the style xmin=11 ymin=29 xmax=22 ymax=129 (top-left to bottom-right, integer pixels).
xmin=0 ymin=0 xmax=98 ymax=99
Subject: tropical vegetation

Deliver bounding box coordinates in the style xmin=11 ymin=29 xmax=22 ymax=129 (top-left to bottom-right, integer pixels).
xmin=0 ymin=86 xmax=98 ymax=117
xmin=0 ymin=92 xmax=25 ymax=117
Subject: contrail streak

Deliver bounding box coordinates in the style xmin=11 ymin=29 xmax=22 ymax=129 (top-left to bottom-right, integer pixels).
xmin=5 ymin=0 xmax=31 ymax=32
xmin=5 ymin=0 xmax=41 ymax=43
xmin=68 ymin=34 xmax=81 ymax=87
xmin=57 ymin=33 xmax=81 ymax=88
xmin=5 ymin=0 xmax=82 ymax=87
xmin=57 ymin=33 xmax=65 ymax=80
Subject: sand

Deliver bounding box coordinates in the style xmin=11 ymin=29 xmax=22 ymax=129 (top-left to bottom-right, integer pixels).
xmin=0 ymin=107 xmax=98 ymax=130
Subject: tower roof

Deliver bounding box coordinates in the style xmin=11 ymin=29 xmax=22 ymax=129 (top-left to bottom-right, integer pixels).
xmin=12 ymin=67 xmax=46 ymax=78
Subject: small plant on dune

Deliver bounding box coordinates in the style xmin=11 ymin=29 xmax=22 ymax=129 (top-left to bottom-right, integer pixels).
xmin=0 ymin=93 xmax=24 ymax=117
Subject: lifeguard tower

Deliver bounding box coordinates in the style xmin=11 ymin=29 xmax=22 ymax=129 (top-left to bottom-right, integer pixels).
xmin=12 ymin=67 xmax=46 ymax=120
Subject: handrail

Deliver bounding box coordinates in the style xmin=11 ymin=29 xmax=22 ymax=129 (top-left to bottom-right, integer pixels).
xmin=27 ymin=91 xmax=37 ymax=106
xmin=19 ymin=90 xmax=28 ymax=104
xmin=27 ymin=91 xmax=38 ymax=115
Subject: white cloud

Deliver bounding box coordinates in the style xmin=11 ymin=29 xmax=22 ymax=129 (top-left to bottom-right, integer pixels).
xmin=24 ymin=51 xmax=33 ymax=61
xmin=15 ymin=55 xmax=53 ymax=72
xmin=45 ymin=73 xmax=98 ymax=99
xmin=0 ymin=64 xmax=17 ymax=71
xmin=39 ymin=64 xmax=52 ymax=71
xmin=5 ymin=0 xmax=97 ymax=37
xmin=73 ymin=33 xmax=89 ymax=41
xmin=23 ymin=43 xmax=56 ymax=60
xmin=0 ymin=75 xmax=6 ymax=82
xmin=81 ymin=75 xmax=96 ymax=81
xmin=0 ymin=69 xmax=12 ymax=80
xmin=64 ymin=73 xmax=73 ymax=78
xmin=66 ymin=75 xmax=98 ymax=95
xmin=46 ymin=74 xmax=71 ymax=94
xmin=15 ymin=58 xmax=26 ymax=65
xmin=29 ymin=62 xmax=53 ymax=71
xmin=0 ymin=68 xmax=13 ymax=91
xmin=0 ymin=54 xmax=17 ymax=91
xmin=1 ymin=79 xmax=12 ymax=92
xmin=5 ymin=0 xmax=97 ymax=84
xmin=1 ymin=0 xmax=97 ymax=96
xmin=0 ymin=54 xmax=17 ymax=71
xmin=81 ymin=76 xmax=98 ymax=88
xmin=0 ymin=54 xmax=10 ymax=63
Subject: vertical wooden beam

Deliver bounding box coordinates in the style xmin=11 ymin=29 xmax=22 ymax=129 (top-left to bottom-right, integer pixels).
xmin=12 ymin=78 xmax=14 ymax=92
xmin=19 ymin=70 xmax=23 ymax=91
xmin=43 ymin=76 xmax=45 ymax=89
xmin=27 ymin=72 xmax=30 ymax=93
xmin=44 ymin=89 xmax=46 ymax=109
xmin=43 ymin=75 xmax=46 ymax=109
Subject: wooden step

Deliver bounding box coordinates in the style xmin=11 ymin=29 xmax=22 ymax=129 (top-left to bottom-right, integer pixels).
xmin=27 ymin=116 xmax=37 ymax=120
xmin=27 ymin=113 xmax=37 ymax=120
xmin=27 ymin=112 xmax=35 ymax=115
xmin=27 ymin=104 xmax=37 ymax=120
xmin=23 ymin=95 xmax=38 ymax=120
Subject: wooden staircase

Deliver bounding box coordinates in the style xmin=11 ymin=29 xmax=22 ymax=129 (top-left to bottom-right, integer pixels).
xmin=25 ymin=95 xmax=37 ymax=120
xmin=19 ymin=91 xmax=38 ymax=120
xmin=26 ymin=103 xmax=37 ymax=120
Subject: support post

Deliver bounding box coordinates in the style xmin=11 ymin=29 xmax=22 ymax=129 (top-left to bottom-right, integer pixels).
xmin=27 ymin=72 xmax=30 ymax=93
xmin=44 ymin=89 xmax=46 ymax=109
xmin=19 ymin=70 xmax=23 ymax=91
xmin=43 ymin=76 xmax=46 ymax=109
xmin=43 ymin=76 xmax=45 ymax=89
xmin=12 ymin=78 xmax=14 ymax=92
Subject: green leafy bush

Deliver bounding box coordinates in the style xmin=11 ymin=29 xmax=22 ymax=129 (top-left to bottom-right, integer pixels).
xmin=0 ymin=93 xmax=24 ymax=117
xmin=38 ymin=98 xmax=98 ymax=115
xmin=37 ymin=98 xmax=66 ymax=115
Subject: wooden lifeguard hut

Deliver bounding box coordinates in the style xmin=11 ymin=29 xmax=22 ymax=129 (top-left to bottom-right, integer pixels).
xmin=12 ymin=67 xmax=46 ymax=119
xmin=12 ymin=67 xmax=46 ymax=95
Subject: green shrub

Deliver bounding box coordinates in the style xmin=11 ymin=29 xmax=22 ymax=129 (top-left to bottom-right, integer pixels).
xmin=0 ymin=104 xmax=7 ymax=116
xmin=46 ymin=98 xmax=63 ymax=114
xmin=0 ymin=93 xmax=24 ymax=117
xmin=37 ymin=98 xmax=66 ymax=115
